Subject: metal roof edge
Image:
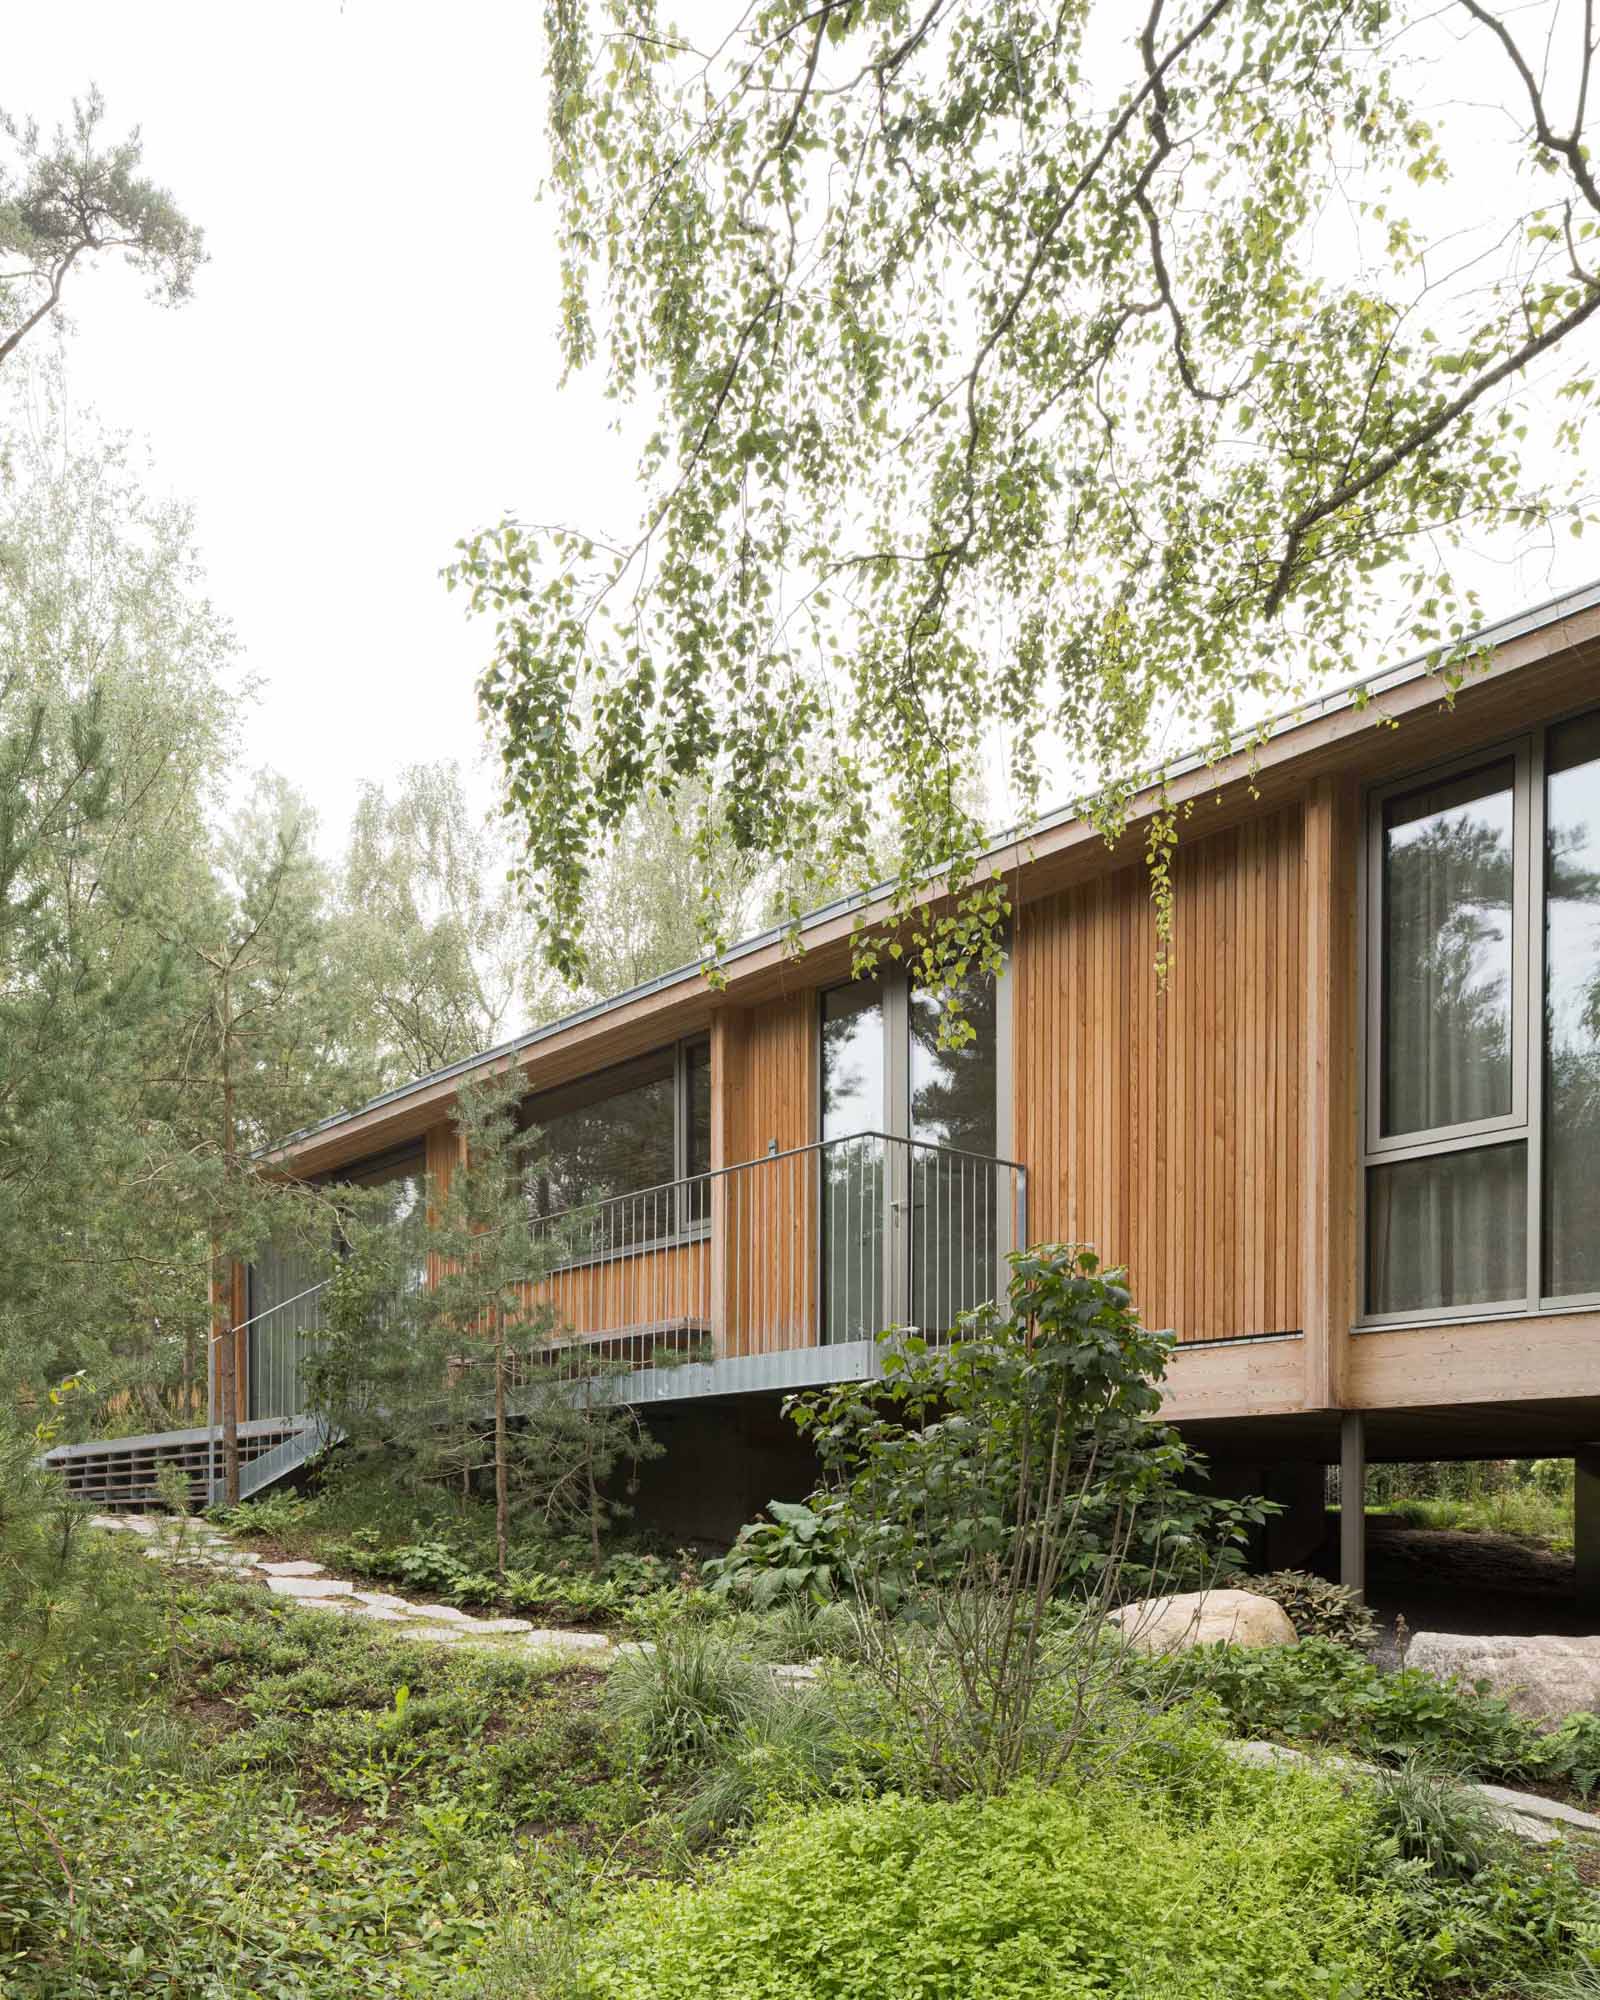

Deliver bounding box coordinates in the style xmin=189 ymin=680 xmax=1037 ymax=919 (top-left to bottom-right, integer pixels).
xmin=267 ymin=575 xmax=1600 ymax=1158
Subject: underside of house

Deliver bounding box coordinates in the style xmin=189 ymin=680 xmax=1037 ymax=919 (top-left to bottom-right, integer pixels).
xmin=48 ymin=581 xmax=1600 ymax=1602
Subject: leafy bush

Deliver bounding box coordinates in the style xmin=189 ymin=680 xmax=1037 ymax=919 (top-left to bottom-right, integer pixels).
xmin=704 ymin=1499 xmax=845 ymax=1606
xmin=1238 ymin=1569 xmax=1379 ymax=1651
xmin=782 ymin=1245 xmax=1274 ymax=1796
xmin=563 ymin=1764 xmax=1428 ymax=1999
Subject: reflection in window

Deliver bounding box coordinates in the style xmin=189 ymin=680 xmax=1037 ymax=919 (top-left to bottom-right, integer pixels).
xmin=685 ymin=1038 xmax=712 ymax=1224
xmin=249 ymin=1148 xmax=426 ymax=1420
xmin=910 ymin=973 xmax=999 ymax=1331
xmin=523 ymin=1039 xmax=709 ymax=1248
xmin=1545 ymin=713 xmax=1600 ymax=1298
xmin=822 ymin=983 xmax=884 ymax=1139
xmin=1380 ymin=761 xmax=1515 ymax=1137
xmin=910 ymin=976 xmax=998 ymax=1154
xmin=821 ymin=984 xmax=885 ymax=1342
xmin=1367 ymin=1142 xmax=1527 ymax=1316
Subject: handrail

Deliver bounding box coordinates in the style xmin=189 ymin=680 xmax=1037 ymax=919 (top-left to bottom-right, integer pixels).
xmin=529 ymin=1129 xmax=1025 ymax=1235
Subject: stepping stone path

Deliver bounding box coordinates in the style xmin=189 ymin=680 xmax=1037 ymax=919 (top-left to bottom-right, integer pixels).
xmin=88 ymin=1513 xmax=617 ymax=1658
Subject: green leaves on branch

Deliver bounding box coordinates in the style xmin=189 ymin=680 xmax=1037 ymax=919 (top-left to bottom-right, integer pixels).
xmin=463 ymin=0 xmax=1600 ymax=987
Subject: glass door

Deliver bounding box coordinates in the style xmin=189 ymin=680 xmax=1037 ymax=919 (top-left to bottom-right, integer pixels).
xmin=820 ymin=970 xmax=1002 ymax=1342
xmin=820 ymin=982 xmax=887 ymax=1342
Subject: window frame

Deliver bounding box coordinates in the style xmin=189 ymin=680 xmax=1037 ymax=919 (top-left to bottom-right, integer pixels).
xmin=1356 ymin=713 xmax=1600 ymax=1326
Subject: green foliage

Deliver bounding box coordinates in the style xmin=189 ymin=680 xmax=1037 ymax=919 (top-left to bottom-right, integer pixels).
xmin=776 ymin=1246 xmax=1274 ymax=1798
xmin=463 ymin=0 xmax=1600 ymax=995
xmin=704 ymin=1499 xmax=846 ymax=1607
xmin=1135 ymin=1636 xmax=1600 ymax=1798
xmin=564 ymin=1766 xmax=1427 ymax=2000
xmin=0 ymin=1386 xmax=153 ymax=1737
xmin=0 ymin=88 xmax=204 ymax=368
xmin=1238 ymin=1570 xmax=1380 ymax=1651
xmin=0 ymin=1557 xmax=663 ymax=1998
xmin=791 ymin=1246 xmax=1270 ymax=1602
xmin=602 ymin=1624 xmax=772 ymax=1766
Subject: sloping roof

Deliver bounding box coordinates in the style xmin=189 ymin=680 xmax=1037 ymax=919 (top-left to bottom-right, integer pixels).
xmin=268 ymin=574 xmax=1600 ymax=1162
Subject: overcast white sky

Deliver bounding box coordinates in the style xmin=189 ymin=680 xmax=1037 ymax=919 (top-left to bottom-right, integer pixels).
xmin=7 ymin=3 xmax=1599 ymax=860
xmin=7 ymin=1 xmax=643 ymax=848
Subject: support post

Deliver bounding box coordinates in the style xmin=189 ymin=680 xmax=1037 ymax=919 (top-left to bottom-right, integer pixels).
xmin=1575 ymin=1447 xmax=1600 ymax=1626
xmin=1301 ymin=775 xmax=1361 ymax=1412
xmin=1340 ymin=1411 xmax=1366 ymax=1601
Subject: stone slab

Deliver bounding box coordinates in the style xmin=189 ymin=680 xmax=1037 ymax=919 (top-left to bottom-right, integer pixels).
xmin=524 ymin=1629 xmax=611 ymax=1653
xmin=260 ymin=1560 xmax=328 ymax=1578
xmin=266 ymin=1575 xmax=354 ymax=1600
xmin=1406 ymin=1632 xmax=1600 ymax=1728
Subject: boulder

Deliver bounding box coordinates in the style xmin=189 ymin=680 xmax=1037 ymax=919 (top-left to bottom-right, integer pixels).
xmin=1405 ymin=1631 xmax=1600 ymax=1727
xmin=1108 ymin=1588 xmax=1296 ymax=1654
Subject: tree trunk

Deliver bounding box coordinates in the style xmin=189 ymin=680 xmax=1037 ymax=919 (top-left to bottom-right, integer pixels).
xmin=493 ymin=1322 xmax=509 ymax=1580
xmin=219 ymin=965 xmax=241 ymax=1506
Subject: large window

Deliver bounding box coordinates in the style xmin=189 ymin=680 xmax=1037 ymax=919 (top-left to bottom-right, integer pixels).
xmin=523 ymin=1037 xmax=710 ymax=1248
xmin=1364 ymin=712 xmax=1600 ymax=1319
xmin=821 ymin=969 xmax=1005 ymax=1341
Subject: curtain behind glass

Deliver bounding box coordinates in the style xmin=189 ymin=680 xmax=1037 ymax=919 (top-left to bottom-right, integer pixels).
xmin=1367 ymin=1142 xmax=1527 ymax=1315
xmin=1381 ymin=761 xmax=1515 ymax=1137
xmin=1544 ymin=712 xmax=1600 ymax=1297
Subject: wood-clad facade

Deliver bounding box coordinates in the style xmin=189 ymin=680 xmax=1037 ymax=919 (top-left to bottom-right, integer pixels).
xmin=1012 ymin=807 xmax=1306 ymax=1347
xmin=222 ymin=585 xmax=1600 ymax=1528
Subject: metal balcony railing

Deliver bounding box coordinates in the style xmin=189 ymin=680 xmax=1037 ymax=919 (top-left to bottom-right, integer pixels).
xmin=527 ymin=1131 xmax=1028 ymax=1368
xmin=238 ymin=1134 xmax=1028 ymax=1425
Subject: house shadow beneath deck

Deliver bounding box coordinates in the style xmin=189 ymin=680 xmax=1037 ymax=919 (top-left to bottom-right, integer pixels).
xmin=1291 ymin=1518 xmax=1586 ymax=1658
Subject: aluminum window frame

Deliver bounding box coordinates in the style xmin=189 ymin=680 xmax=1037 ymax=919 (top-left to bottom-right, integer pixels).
xmin=1356 ymin=714 xmax=1600 ymax=1328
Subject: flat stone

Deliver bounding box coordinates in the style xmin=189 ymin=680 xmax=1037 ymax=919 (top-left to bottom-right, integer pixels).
xmin=1406 ymin=1632 xmax=1600 ymax=1728
xmin=524 ymin=1628 xmax=611 ymax=1653
xmin=405 ymin=1626 xmax=463 ymax=1643
xmin=353 ymin=1605 xmax=409 ymax=1623
xmin=260 ymin=1560 xmax=327 ymax=1578
xmin=1110 ymin=1589 xmax=1296 ymax=1654
xmin=770 ymin=1663 xmax=820 ymax=1684
xmin=1472 ymin=1782 xmax=1600 ymax=1835
xmin=457 ymin=1617 xmax=534 ymax=1635
xmin=615 ymin=1641 xmax=657 ymax=1659
xmin=406 ymin=1603 xmax=475 ymax=1622
xmin=292 ymin=1597 xmax=354 ymax=1614
xmin=266 ymin=1575 xmax=353 ymax=1600
xmin=354 ymin=1591 xmax=413 ymax=1612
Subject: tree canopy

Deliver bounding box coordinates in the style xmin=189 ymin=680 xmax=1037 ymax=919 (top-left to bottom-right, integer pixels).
xmin=455 ymin=0 xmax=1600 ymax=988
xmin=0 ymin=87 xmax=204 ymax=368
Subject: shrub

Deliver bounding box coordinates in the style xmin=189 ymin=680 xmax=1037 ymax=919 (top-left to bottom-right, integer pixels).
xmin=602 ymin=1624 xmax=771 ymax=1765
xmin=783 ymin=1245 xmax=1274 ymax=1796
xmin=1239 ymin=1569 xmax=1379 ymax=1651
xmin=704 ymin=1499 xmax=845 ymax=1607
xmin=563 ymin=1765 xmax=1424 ymax=1999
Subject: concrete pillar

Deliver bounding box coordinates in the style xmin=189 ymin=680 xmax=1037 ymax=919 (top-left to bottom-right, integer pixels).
xmin=1340 ymin=1411 xmax=1366 ymax=1601
xmin=1576 ymin=1448 xmax=1600 ymax=1626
